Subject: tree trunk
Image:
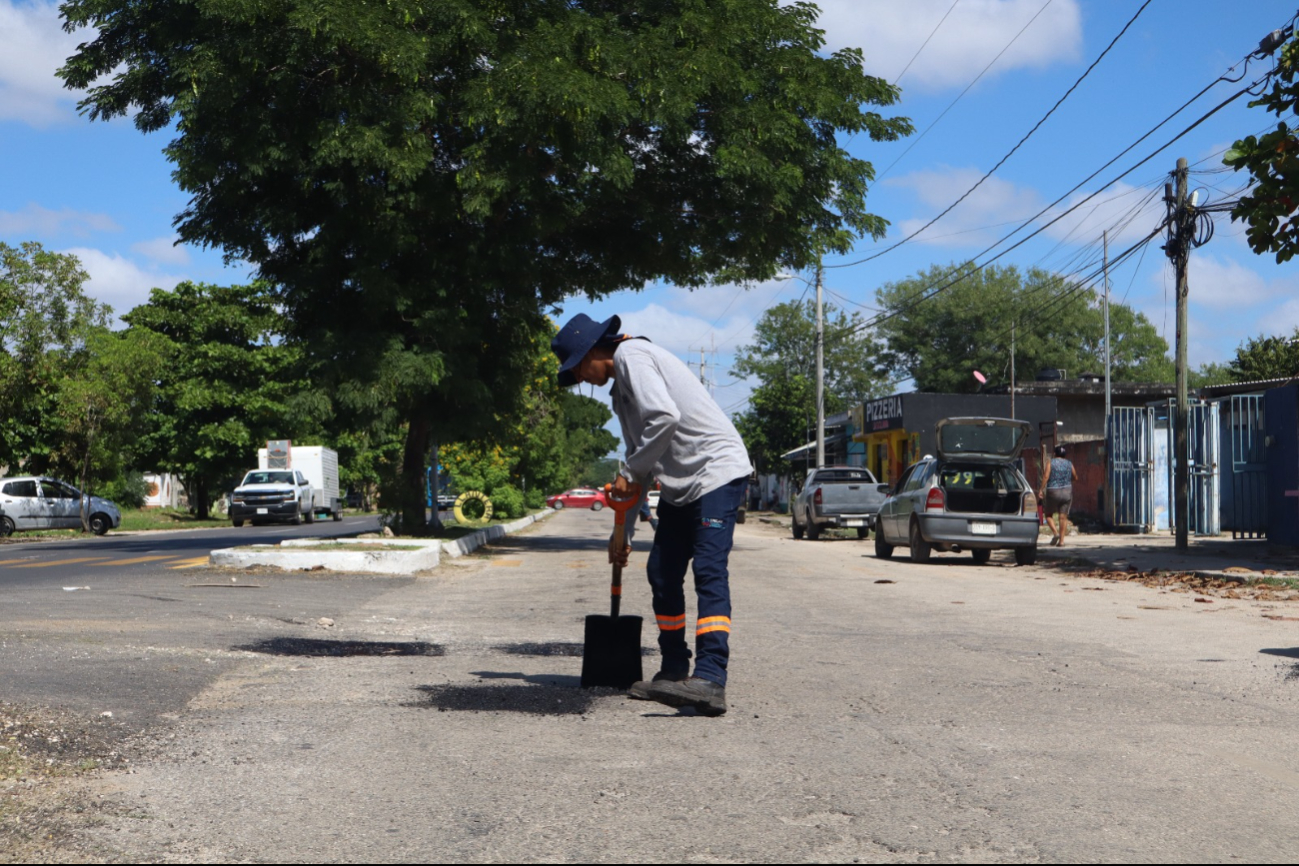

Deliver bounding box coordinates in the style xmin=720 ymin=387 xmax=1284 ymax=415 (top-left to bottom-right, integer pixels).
xmin=188 ymin=476 xmax=210 ymax=521
xmin=400 ymin=414 xmax=431 ymax=535
xmin=429 ymin=440 xmax=442 ymax=531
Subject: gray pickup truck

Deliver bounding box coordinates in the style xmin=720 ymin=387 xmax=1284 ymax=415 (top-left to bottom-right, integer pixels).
xmin=791 ymin=466 xmax=887 ymax=540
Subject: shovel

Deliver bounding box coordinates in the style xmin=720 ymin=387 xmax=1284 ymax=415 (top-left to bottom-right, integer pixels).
xmin=580 ymin=482 xmax=644 ymax=689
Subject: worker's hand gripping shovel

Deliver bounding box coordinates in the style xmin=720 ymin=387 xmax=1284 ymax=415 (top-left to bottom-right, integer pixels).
xmin=580 ymin=482 xmax=644 ymax=689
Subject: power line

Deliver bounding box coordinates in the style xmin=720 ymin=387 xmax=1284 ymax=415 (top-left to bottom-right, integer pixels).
xmin=828 ymin=73 xmax=1266 ymax=341
xmin=855 ymin=0 xmax=1153 ymax=262
xmin=894 ymin=0 xmax=963 ymax=84
xmin=873 ymin=0 xmax=1059 ymax=185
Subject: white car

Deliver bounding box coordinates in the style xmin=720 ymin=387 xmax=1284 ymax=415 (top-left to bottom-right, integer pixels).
xmin=0 ymin=476 xmax=122 ymax=536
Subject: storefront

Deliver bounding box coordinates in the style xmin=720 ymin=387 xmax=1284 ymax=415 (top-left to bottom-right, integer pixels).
xmin=853 ymin=392 xmax=1057 ymax=485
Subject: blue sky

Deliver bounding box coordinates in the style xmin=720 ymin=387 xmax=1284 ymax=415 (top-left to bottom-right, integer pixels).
xmin=3 ymin=0 xmax=1298 ymax=425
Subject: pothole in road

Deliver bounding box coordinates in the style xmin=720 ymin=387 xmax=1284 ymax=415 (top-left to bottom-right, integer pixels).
xmin=492 ymin=641 xmax=656 ymax=658
xmin=236 ymin=638 xmax=445 ymax=657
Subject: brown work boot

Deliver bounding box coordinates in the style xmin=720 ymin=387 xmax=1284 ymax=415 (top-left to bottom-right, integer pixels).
xmin=627 ymin=670 xmax=688 ymax=700
xmin=646 ymin=676 xmax=727 ymax=716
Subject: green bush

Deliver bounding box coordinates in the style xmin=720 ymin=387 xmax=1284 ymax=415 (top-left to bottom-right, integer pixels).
xmin=100 ymin=471 xmax=148 ymax=509
xmin=487 ymin=484 xmax=526 ymax=519
xmin=524 ymin=488 xmax=546 ymax=510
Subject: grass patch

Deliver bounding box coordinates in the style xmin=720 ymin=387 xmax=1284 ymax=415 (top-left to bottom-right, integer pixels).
xmin=116 ymin=508 xmax=229 ymax=531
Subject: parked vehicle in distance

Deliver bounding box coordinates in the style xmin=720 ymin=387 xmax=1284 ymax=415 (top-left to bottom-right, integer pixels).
xmin=546 ymin=488 xmax=608 ymax=511
xmin=230 ymin=469 xmax=314 ymax=526
xmin=258 ymin=445 xmax=342 ymax=522
xmin=0 ymin=476 xmax=121 ymax=536
xmin=874 ymin=417 xmax=1039 ymax=566
xmin=647 ymin=489 xmax=661 ymax=511
xmin=791 ymin=466 xmax=886 ymax=540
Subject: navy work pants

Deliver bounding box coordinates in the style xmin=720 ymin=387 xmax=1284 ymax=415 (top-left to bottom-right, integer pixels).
xmin=645 ymin=476 xmax=745 ymax=687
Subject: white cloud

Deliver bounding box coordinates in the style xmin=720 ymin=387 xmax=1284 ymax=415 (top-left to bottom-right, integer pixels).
xmin=888 ymin=166 xmax=1041 ymax=247
xmin=62 ymin=246 xmax=185 ymax=319
xmin=0 ymin=0 xmax=90 ymax=127
xmin=131 ymin=236 xmax=191 ymax=266
xmin=809 ymin=0 xmax=1083 ymax=91
xmin=0 ymin=202 xmax=119 ymax=237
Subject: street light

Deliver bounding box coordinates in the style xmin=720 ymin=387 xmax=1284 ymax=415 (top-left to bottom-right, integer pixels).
xmin=775 ymin=266 xmax=825 ymax=467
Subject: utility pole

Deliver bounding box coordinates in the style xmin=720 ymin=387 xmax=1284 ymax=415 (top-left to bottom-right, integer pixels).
xmin=815 ymin=257 xmax=826 ymax=469
xmin=1010 ymin=321 xmax=1016 ymax=420
xmin=1104 ymin=230 xmax=1112 ymax=428
xmin=1166 ymin=157 xmax=1191 ymax=551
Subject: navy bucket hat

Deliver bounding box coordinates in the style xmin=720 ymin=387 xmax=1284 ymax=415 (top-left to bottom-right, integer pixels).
xmin=552 ymin=313 xmax=621 ymax=387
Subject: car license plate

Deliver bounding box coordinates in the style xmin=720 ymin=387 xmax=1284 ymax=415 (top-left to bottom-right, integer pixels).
xmin=256 ymin=508 xmax=269 ymax=515
xmin=844 ymin=519 xmax=864 ymax=527
xmin=970 ymin=521 xmax=997 ymax=535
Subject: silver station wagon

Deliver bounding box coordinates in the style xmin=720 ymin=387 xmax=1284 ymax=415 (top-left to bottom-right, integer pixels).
xmin=0 ymin=476 xmax=123 ymax=536
xmin=873 ymin=417 xmax=1040 ymax=566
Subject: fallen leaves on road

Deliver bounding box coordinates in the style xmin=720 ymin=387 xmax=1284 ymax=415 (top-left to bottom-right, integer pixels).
xmin=874 ymin=579 xmax=895 ymax=584
xmin=1046 ymin=563 xmax=1299 ymax=603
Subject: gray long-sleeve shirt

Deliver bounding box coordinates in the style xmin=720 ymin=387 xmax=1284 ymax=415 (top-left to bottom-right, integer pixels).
xmin=610 ymin=339 xmax=751 ymax=513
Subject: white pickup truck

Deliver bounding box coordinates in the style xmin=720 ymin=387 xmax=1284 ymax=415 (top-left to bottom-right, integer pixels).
xmin=791 ymin=466 xmax=888 ymax=541
xmin=229 ymin=469 xmax=314 ymax=526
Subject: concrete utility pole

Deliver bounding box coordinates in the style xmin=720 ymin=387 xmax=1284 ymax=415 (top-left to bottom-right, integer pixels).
xmin=1167 ymin=157 xmax=1191 ymax=551
xmin=815 ymin=258 xmax=826 ymax=469
xmin=1010 ymin=321 xmax=1016 ymax=420
xmin=1103 ymin=229 xmax=1112 ymax=429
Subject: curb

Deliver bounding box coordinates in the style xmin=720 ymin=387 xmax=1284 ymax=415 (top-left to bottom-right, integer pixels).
xmin=440 ymin=509 xmax=555 ymax=559
xmin=208 ymin=509 xmax=555 ymax=574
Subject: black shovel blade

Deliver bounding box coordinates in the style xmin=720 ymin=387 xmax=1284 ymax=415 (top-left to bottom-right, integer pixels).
xmin=580 ymin=614 xmax=644 ymax=689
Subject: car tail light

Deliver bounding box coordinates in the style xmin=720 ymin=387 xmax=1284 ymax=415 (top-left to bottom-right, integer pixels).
xmin=925 ymin=487 xmax=945 ymax=513
xmin=1022 ymin=490 xmax=1037 ymax=515
xmin=814 ymin=488 xmax=823 ymax=506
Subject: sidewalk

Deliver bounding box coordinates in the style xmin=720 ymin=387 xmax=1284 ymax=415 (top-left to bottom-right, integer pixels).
xmin=1036 ymin=530 xmax=1299 ymax=580
xmin=754 ymin=510 xmax=1299 ymax=581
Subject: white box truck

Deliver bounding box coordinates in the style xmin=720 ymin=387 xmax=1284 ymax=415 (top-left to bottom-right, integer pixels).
xmin=257 ymin=445 xmax=343 ymax=522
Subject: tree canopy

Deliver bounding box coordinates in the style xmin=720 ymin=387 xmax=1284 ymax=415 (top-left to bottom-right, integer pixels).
xmin=1224 ymin=329 xmax=1299 ymax=382
xmin=732 ymin=298 xmax=888 ymax=474
xmin=1224 ymin=36 xmax=1299 ymax=262
xmin=59 ymin=0 xmax=910 ymax=530
xmin=0 ymin=241 xmax=111 ymax=473
xmin=874 ymin=263 xmax=1173 ymax=393
xmin=122 ymin=282 xmax=316 ymax=519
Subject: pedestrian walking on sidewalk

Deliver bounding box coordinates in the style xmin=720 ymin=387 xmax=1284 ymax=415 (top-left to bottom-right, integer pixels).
xmin=552 ymin=313 xmax=751 ymax=717
xmin=1040 ymin=445 xmax=1078 ymax=547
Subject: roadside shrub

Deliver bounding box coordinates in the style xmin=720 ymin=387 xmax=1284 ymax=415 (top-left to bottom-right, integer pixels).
xmin=487 ymin=484 xmax=526 ymax=519
xmin=524 ymin=488 xmax=546 ymax=510
xmin=100 ymin=471 xmax=148 ymax=509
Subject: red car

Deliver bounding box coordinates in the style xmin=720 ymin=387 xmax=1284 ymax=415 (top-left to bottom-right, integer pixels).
xmin=546 ymin=488 xmax=608 ymax=511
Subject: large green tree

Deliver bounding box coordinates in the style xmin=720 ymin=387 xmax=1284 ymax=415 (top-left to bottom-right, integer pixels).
xmin=731 ymin=298 xmax=888 ymax=474
xmin=123 ymin=282 xmax=316 ymax=519
xmin=0 ymin=242 xmax=110 ymax=472
xmin=1224 ymin=36 xmax=1299 ymax=262
xmin=874 ymin=263 xmax=1173 ymax=393
xmin=1225 ymin=328 xmax=1299 ymax=382
xmin=60 ymin=0 xmax=911 ymax=531
xmin=54 ymin=327 xmax=171 ymax=526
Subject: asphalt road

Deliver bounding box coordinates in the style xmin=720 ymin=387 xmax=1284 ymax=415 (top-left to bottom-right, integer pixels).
xmin=0 ymin=514 xmax=388 ymax=725
xmin=0 ymin=514 xmax=384 ymax=585
xmin=14 ymin=509 xmax=1299 ymax=861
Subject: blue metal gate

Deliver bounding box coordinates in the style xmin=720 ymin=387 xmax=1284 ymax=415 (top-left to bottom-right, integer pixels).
xmin=1156 ymin=399 xmax=1220 ymax=536
xmin=1108 ymin=406 xmax=1154 ymax=530
xmin=1186 ymin=400 xmax=1221 ymax=536
xmin=1228 ymin=394 xmax=1267 ymax=538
